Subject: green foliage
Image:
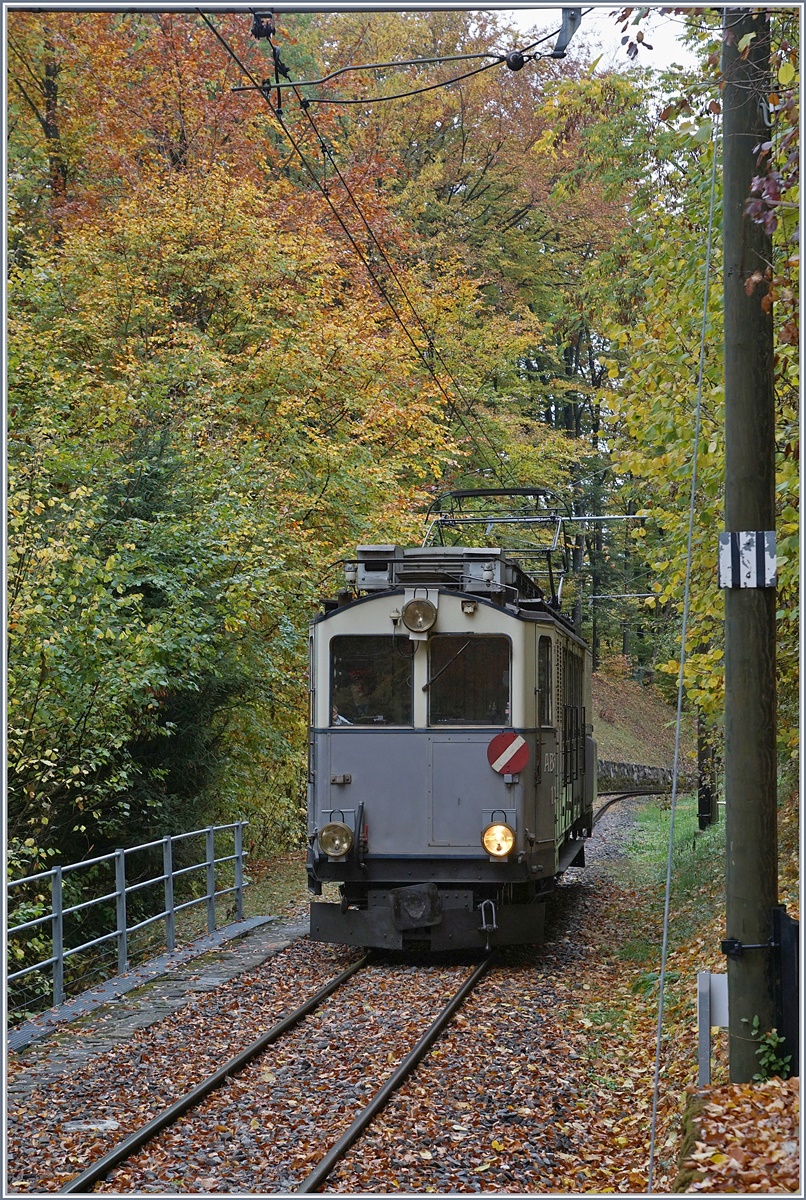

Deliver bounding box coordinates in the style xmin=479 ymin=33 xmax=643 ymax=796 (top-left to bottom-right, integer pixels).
xmin=630 ymin=969 xmax=681 ymax=997
xmin=6 ymin=109 xmax=472 ymax=858
xmin=9 ymin=10 xmax=626 ymax=867
xmin=6 ymin=8 xmax=798 ymax=873
xmin=749 ymin=1016 xmax=792 ymax=1082
xmin=606 ymin=32 xmax=799 ymax=764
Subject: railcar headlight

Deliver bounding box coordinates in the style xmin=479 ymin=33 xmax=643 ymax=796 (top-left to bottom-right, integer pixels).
xmin=482 ymin=822 xmax=515 ymax=858
xmin=401 ymin=597 xmax=437 ymax=633
xmin=318 ymin=822 xmax=354 ymax=857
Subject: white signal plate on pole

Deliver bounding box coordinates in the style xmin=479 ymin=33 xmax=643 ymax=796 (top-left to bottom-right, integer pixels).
xmin=718 ymin=531 xmax=777 ymax=589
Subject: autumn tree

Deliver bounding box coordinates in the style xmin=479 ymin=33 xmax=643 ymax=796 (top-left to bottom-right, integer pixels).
xmin=281 ymin=12 xmax=656 ymax=652
xmin=605 ymin=9 xmax=798 ymax=769
xmin=8 ymin=11 xmax=582 ymax=863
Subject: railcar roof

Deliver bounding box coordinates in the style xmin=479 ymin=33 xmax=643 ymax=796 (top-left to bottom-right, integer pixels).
xmin=313 ymin=545 xmax=582 ymax=639
xmin=355 ymin=544 xmax=542 ymax=598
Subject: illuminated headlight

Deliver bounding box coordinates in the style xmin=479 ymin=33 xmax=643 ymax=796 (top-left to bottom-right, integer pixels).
xmin=318 ymin=822 xmax=354 ymax=857
xmin=401 ymin=597 xmax=437 ymax=633
xmin=482 ymin=822 xmax=515 ymax=858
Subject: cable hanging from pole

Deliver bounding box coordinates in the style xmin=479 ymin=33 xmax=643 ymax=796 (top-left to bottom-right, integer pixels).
xmin=268 ymin=20 xmax=538 ymax=480
xmin=646 ymin=109 xmax=721 ymax=1194
xmin=235 ymin=13 xmax=591 ymax=106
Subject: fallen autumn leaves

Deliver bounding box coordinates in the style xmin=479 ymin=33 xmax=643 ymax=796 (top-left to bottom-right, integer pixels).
xmin=680 ymin=1077 xmax=800 ymax=1193
xmin=6 ymin=800 xmax=800 ymax=1193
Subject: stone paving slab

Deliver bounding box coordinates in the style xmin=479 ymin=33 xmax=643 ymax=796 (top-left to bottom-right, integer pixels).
xmin=7 ymin=913 xmax=310 ymax=1098
xmin=8 ymin=916 xmax=277 ymax=1053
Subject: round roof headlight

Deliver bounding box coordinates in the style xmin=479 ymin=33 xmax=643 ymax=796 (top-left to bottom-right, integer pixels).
xmin=318 ymin=822 xmax=354 ymax=857
xmin=482 ymin=822 xmax=515 ymax=858
xmin=401 ymin=597 xmax=437 ymax=633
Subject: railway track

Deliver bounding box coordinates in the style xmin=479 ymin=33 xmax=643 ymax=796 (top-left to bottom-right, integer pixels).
xmin=11 ymin=793 xmax=672 ymax=1193
xmin=60 ymin=952 xmax=495 ymax=1195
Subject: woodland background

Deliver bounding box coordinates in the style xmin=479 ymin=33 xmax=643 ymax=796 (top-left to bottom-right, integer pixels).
xmin=6 ymin=9 xmax=799 ymax=881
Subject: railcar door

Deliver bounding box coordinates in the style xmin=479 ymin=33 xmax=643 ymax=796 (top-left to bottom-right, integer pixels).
xmin=425 ymin=633 xmax=517 ymax=852
xmin=537 ymin=730 xmax=559 ymax=846
xmin=535 ymin=633 xmax=559 ymax=846
xmin=427 ymin=734 xmax=519 ymax=849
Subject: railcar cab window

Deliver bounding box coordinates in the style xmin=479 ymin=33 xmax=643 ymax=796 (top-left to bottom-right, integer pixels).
xmin=330 ymin=636 xmax=413 ymax=726
xmin=428 ymin=635 xmax=510 ymax=726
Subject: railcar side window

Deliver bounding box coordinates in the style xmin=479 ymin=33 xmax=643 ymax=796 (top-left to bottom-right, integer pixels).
xmin=330 ymin=636 xmax=414 ymax=726
xmin=428 ymin=636 xmax=510 ymax=725
xmin=538 ymin=636 xmax=552 ymax=726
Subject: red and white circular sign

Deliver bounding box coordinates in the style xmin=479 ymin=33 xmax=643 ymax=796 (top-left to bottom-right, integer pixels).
xmin=487 ymin=731 xmax=529 ymax=774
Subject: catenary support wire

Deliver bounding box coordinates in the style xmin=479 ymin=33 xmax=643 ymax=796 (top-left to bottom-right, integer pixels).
xmin=199 ymin=10 xmax=514 ymax=483
xmin=258 ymin=13 xmax=523 ymax=478
xmin=235 ymin=19 xmax=583 ymax=105
xmin=646 ymin=112 xmax=721 ymax=1194
xmin=291 ymin=83 xmax=512 ymax=471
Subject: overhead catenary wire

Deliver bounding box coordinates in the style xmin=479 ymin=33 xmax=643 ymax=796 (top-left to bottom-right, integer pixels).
xmin=199 ymin=10 xmax=515 ymax=484
xmin=236 ymin=48 xmax=510 ymax=91
xmin=288 ymin=56 xmax=506 ymax=106
xmin=646 ymin=111 xmax=721 ymax=1194
xmin=292 ymin=81 xmax=512 ymax=468
xmin=233 ymin=22 xmax=570 ymax=106
xmin=229 ymin=8 xmax=575 ymax=433
xmin=259 ymin=17 xmax=536 ymax=469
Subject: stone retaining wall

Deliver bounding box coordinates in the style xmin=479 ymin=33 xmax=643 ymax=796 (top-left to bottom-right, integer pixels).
xmin=597 ymin=760 xmax=695 ymax=793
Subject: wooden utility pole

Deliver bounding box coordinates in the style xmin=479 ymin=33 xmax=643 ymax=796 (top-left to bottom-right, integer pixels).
xmin=722 ymin=8 xmax=778 ymax=1083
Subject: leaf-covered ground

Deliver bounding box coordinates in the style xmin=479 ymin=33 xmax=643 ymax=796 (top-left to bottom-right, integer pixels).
xmin=7 ymin=796 xmax=799 ymax=1194
xmin=591 ymin=664 xmax=696 ymax=769
xmin=678 ymin=1077 xmax=800 ymax=1193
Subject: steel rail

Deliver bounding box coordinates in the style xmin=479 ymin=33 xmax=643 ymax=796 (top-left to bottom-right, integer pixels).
xmin=593 ymin=793 xmax=663 ymax=826
xmin=58 ymin=953 xmax=371 ymax=1194
xmin=296 ymin=951 xmax=496 ymax=1193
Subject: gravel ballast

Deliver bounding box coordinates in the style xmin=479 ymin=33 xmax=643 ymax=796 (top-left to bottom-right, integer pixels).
xmin=7 ymin=803 xmax=698 ymax=1194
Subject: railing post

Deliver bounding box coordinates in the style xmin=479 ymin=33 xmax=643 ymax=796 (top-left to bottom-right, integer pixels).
xmin=234 ymin=822 xmax=245 ymax=921
xmin=163 ymin=836 xmax=175 ymax=952
xmin=206 ymin=826 xmax=216 ymax=933
xmin=115 ymin=849 xmax=128 ymax=974
xmin=51 ymin=867 xmax=64 ymax=1006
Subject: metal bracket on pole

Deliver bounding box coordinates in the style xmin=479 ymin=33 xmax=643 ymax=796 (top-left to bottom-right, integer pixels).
xmin=550 ymin=8 xmax=582 ymax=58
xmin=721 ymin=936 xmax=774 ymax=958
xmin=697 ymin=971 xmax=729 ymax=1086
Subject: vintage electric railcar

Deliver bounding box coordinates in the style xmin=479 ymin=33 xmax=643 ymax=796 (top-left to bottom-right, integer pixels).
xmin=306 ymin=531 xmax=595 ymax=950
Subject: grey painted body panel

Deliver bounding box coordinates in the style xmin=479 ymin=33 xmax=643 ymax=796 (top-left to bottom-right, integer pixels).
xmin=325 ymin=730 xmax=430 ymax=855
xmin=313 ymin=728 xmax=532 ymax=858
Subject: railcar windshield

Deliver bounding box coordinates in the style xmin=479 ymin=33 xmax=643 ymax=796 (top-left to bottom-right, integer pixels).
xmin=330 ymin=635 xmax=414 ymax=726
xmin=427 ymin=635 xmax=510 ymax=725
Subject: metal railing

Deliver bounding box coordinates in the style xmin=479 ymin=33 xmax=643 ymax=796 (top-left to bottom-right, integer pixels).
xmin=7 ymin=822 xmax=248 ymax=1012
